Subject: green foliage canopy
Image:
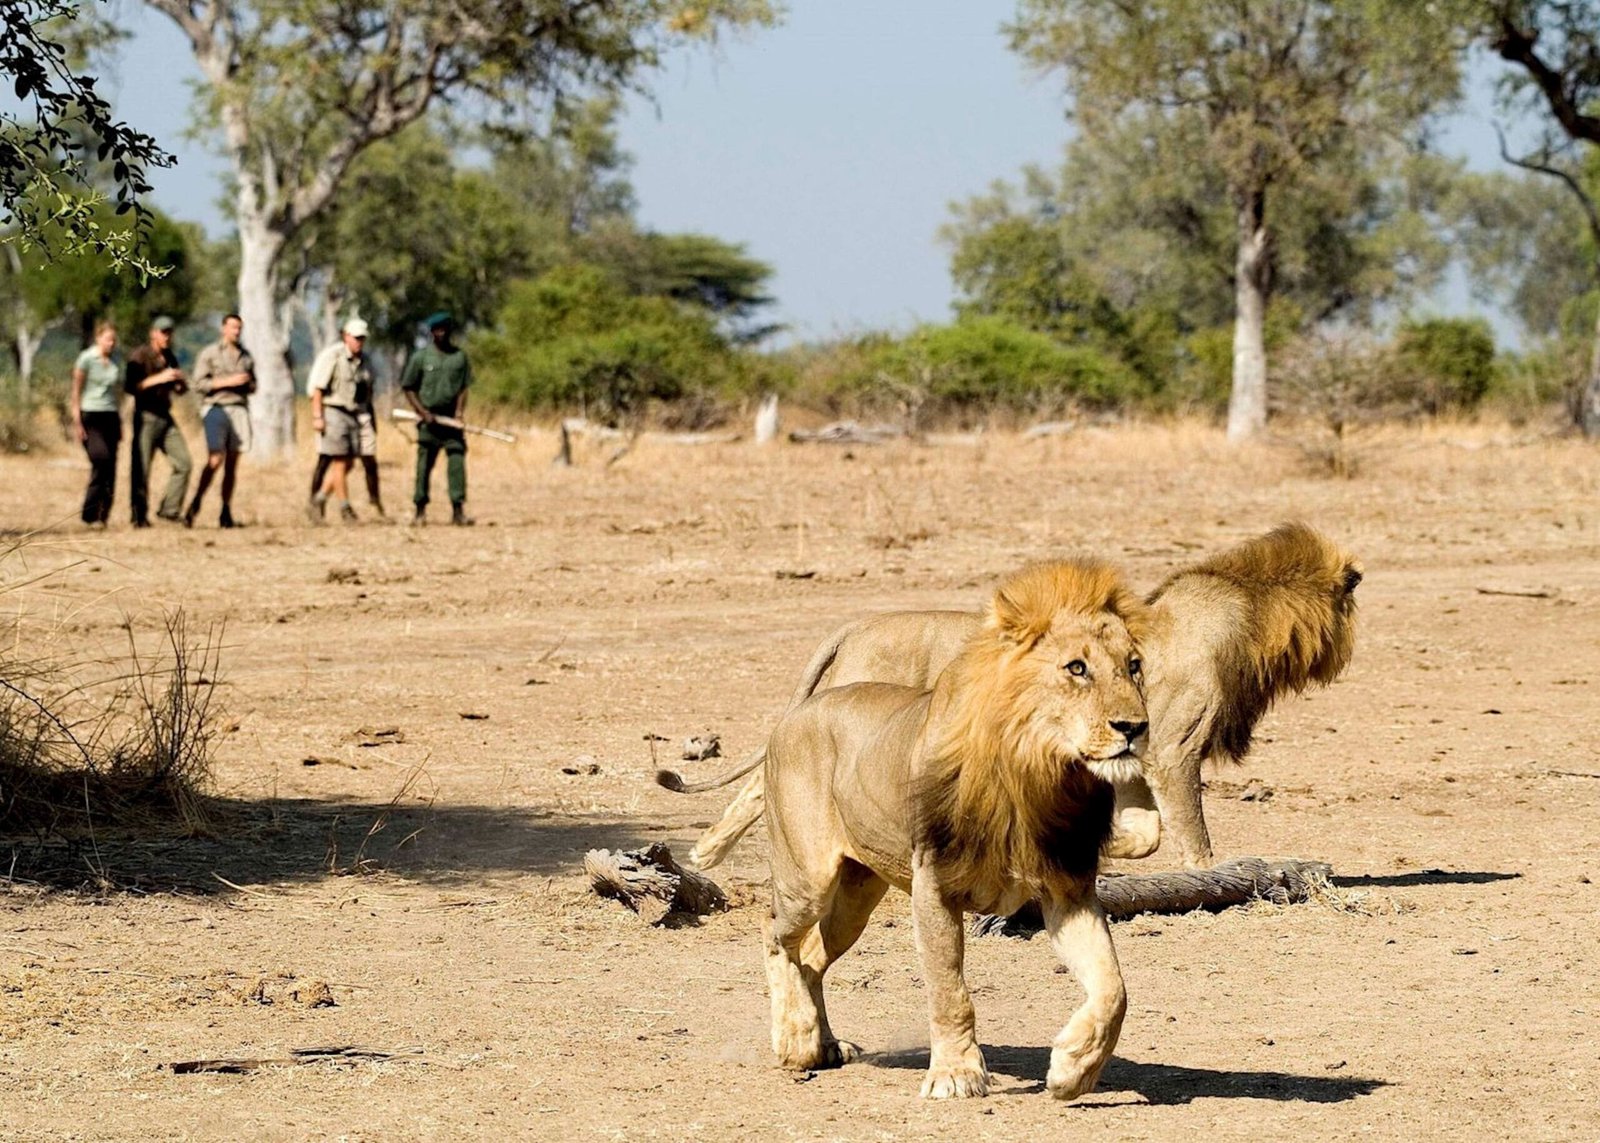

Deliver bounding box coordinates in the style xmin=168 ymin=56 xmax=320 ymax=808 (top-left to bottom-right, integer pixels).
xmin=1 ymin=1 xmax=173 ymax=268
xmin=470 ymin=263 xmax=763 ymax=419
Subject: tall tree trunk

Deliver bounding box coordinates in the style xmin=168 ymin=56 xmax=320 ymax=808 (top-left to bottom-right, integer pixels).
xmin=1228 ymin=191 xmax=1271 ymax=443
xmin=236 ymin=212 xmax=295 ymax=455
xmin=1584 ymin=264 xmax=1600 ymax=438
xmin=14 ymin=324 xmax=45 ymax=404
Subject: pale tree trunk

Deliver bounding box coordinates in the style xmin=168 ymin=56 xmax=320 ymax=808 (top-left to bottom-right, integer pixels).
xmin=1584 ymin=265 xmax=1600 ymax=438
xmin=4 ymin=244 xmax=54 ymax=404
xmin=1227 ymin=192 xmax=1271 ymax=443
xmin=13 ymin=324 xmax=47 ymax=403
xmin=236 ymin=215 xmax=296 ymax=454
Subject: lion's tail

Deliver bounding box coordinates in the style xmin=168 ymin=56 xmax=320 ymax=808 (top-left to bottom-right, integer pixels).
xmin=652 ymin=618 xmax=855 ymax=794
xmin=660 ymin=620 xmax=861 ymax=869
xmin=653 ymin=748 xmax=764 ymax=794
xmin=687 ymin=771 xmax=766 ymax=869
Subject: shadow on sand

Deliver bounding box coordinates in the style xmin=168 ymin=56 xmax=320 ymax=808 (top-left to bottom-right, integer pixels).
xmin=865 ymin=1046 xmax=1386 ymax=1105
xmin=2 ymin=795 xmax=663 ymax=894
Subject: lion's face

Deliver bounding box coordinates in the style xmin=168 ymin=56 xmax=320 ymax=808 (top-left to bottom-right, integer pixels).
xmin=1009 ymin=610 xmax=1148 ymax=772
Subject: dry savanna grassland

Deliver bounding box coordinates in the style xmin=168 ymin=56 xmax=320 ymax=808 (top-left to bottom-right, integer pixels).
xmin=1 ymin=411 xmax=1597 ymax=1141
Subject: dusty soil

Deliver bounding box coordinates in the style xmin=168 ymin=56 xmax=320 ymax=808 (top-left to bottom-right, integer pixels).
xmin=2 ymin=419 xmax=1597 ymax=1141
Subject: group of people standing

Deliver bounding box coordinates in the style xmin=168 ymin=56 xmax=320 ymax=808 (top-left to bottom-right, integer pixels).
xmin=66 ymin=310 xmax=477 ymax=529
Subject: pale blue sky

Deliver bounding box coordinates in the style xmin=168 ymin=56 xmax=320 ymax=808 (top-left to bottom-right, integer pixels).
xmin=108 ymin=2 xmax=1515 ymax=342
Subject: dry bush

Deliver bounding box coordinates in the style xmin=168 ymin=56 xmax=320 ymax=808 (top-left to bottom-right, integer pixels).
xmin=0 ymin=606 xmax=222 ymax=843
xmin=0 ymin=396 xmax=47 ymax=455
xmin=1272 ymin=330 xmax=1416 ymax=477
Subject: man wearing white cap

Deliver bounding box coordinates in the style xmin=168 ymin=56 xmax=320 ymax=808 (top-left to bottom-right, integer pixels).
xmin=307 ymin=318 xmax=376 ymax=523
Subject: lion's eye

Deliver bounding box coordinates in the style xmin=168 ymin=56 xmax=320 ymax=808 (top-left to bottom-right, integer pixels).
xmin=1129 ymin=658 xmax=1142 ymax=677
xmin=1065 ymin=660 xmax=1087 ymax=677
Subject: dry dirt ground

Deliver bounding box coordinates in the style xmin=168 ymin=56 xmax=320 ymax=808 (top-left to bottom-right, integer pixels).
xmin=1 ymin=419 xmax=1597 ymax=1141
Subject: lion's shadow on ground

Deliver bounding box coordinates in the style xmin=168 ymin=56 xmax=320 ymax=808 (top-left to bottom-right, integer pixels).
xmin=864 ymin=1047 xmax=1386 ymax=1105
xmin=2 ymin=796 xmax=678 ymax=894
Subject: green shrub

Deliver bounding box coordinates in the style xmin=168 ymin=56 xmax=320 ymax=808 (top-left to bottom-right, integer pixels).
xmin=470 ymin=264 xmax=765 ymax=421
xmin=1394 ymin=317 xmax=1497 ymax=412
xmin=1173 ymin=301 xmax=1307 ymax=414
xmin=811 ymin=318 xmax=1145 ymax=416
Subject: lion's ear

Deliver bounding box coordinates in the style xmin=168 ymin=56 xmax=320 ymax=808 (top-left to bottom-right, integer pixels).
xmin=1342 ymin=561 xmax=1363 ymax=595
xmin=988 ymin=583 xmax=1049 ymax=646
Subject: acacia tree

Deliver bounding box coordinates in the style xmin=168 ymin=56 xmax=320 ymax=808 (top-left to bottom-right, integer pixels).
xmin=1478 ymin=1 xmax=1600 ymax=433
xmin=143 ymin=0 xmax=776 ymax=455
xmin=1006 ymin=0 xmax=1460 ymax=440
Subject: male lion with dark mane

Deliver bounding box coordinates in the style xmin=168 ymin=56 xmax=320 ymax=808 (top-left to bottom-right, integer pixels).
xmin=661 ymin=522 xmax=1360 ymax=869
xmin=762 ymin=559 xmax=1149 ymax=1100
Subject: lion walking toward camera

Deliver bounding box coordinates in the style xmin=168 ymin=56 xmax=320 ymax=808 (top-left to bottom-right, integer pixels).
xmin=762 ymin=560 xmax=1150 ymax=1100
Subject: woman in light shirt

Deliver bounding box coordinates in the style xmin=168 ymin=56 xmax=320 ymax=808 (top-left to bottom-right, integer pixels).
xmin=70 ymin=322 xmax=123 ymax=527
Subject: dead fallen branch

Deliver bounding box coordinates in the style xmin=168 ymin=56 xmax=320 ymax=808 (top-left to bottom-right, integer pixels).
xmin=972 ymin=857 xmax=1334 ymax=936
xmin=788 ymin=421 xmax=903 ymax=445
xmin=169 ymin=1045 xmax=425 ymax=1074
xmin=1475 ymin=585 xmax=1557 ymax=599
xmin=585 ymin=843 xmax=728 ymax=925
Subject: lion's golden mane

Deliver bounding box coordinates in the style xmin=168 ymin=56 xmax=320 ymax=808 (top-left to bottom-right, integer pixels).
xmin=915 ymin=561 xmax=1152 ymax=899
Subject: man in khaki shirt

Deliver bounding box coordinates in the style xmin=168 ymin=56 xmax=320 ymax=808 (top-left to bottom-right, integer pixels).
xmin=185 ymin=313 xmax=255 ymax=528
xmin=307 ymin=318 xmax=375 ymax=523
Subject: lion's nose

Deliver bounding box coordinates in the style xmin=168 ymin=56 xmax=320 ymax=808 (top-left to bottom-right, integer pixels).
xmin=1111 ymin=720 xmax=1147 ymax=741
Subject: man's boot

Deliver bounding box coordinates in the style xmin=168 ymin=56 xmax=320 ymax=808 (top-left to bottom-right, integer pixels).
xmin=451 ymin=503 xmax=475 ymax=527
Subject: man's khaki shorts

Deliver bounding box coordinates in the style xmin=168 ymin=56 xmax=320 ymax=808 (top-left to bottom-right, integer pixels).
xmin=318 ymin=406 xmax=361 ymax=457
xmin=356 ymin=410 xmax=377 ymax=458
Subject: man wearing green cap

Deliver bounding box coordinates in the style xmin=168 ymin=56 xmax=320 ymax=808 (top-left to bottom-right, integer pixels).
xmin=401 ymin=312 xmax=474 ymax=526
xmin=124 ymin=315 xmax=192 ymax=527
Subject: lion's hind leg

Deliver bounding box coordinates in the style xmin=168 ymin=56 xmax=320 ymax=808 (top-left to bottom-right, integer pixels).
xmin=797 ymin=860 xmax=889 ymax=1065
xmin=765 ymin=863 xmax=844 ymax=1071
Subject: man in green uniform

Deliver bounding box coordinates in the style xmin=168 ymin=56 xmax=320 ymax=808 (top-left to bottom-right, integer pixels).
xmin=401 ymin=312 xmax=474 ymax=526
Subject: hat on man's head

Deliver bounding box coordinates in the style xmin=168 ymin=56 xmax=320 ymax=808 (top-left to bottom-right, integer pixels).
xmin=423 ymin=311 xmax=453 ymax=330
xmin=342 ymin=318 xmax=370 ymax=338
xmin=150 ymin=315 xmax=176 ymax=332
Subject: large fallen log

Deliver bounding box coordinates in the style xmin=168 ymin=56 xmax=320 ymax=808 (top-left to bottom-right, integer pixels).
xmin=585 ymin=843 xmax=729 ymax=925
xmin=972 ymin=857 xmax=1334 ymax=936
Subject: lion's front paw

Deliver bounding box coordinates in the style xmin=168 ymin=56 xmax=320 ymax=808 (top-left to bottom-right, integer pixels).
xmin=920 ymin=1050 xmax=989 ymax=1099
xmin=1045 ymin=1045 xmax=1109 ymax=1101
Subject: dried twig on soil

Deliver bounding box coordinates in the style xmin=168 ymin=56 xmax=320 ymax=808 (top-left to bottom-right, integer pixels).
xmin=971 ymin=858 xmax=1335 ymax=936
xmin=585 ymin=843 xmax=728 ymax=925
xmin=1475 ymin=585 xmax=1558 ymax=599
xmin=169 ymin=1045 xmax=425 ymax=1075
